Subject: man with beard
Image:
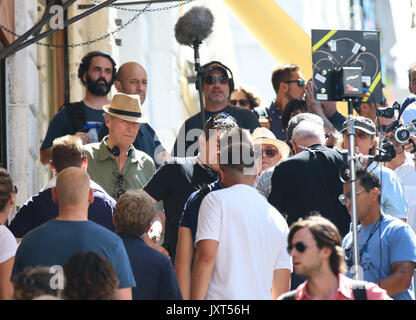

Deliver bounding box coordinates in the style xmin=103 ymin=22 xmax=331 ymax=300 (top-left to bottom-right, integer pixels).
xmin=172 ymin=61 xmax=259 ymax=157
xmin=40 ymin=51 xmax=116 ymax=165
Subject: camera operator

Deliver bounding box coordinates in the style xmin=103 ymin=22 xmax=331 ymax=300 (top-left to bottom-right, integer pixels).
xmin=339 ymin=116 xmax=408 ymax=222
xmin=378 ymin=115 xmax=416 ymax=227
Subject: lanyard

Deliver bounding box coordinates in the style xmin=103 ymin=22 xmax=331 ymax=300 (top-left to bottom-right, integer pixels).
xmin=359 ymin=215 xmax=383 ymax=262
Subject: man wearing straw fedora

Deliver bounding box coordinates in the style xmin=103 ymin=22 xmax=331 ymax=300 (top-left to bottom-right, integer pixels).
xmin=84 ymin=93 xmax=156 ymax=201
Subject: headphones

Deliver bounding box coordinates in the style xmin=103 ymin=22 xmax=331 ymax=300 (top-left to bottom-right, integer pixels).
xmin=107 ymin=145 xmax=134 ymax=157
xmin=78 ymin=51 xmax=117 ymax=86
xmin=197 ymin=61 xmax=235 ymax=93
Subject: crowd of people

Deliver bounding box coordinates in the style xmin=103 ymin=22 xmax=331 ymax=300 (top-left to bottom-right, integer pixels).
xmin=1 ymin=51 xmax=416 ymax=300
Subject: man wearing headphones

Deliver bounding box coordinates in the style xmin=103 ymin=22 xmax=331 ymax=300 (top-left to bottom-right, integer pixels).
xmin=83 ymin=93 xmax=155 ymax=202
xmin=40 ymin=51 xmax=116 ymax=165
xmin=172 ymin=61 xmax=260 ymax=157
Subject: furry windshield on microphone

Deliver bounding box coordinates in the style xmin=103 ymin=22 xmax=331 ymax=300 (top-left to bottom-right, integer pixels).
xmin=175 ymin=6 xmax=214 ymax=46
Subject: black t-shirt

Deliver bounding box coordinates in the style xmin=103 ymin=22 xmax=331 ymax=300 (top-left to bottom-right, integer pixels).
xmin=143 ymin=157 xmax=219 ymax=259
xmin=268 ymin=144 xmax=351 ymax=237
xmin=40 ymin=101 xmax=104 ymax=149
xmin=172 ymin=105 xmax=260 ymax=157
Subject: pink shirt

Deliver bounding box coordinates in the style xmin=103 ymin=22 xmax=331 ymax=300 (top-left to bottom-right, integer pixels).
xmin=295 ymin=274 xmax=392 ymax=300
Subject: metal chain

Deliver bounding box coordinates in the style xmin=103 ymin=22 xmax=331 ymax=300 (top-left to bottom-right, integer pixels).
xmin=88 ymin=0 xmax=195 ymax=12
xmin=0 ymin=0 xmax=193 ymax=49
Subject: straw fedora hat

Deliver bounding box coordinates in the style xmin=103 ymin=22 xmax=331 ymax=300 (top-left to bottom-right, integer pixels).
xmin=103 ymin=93 xmax=148 ymax=123
xmin=252 ymin=127 xmax=290 ymax=159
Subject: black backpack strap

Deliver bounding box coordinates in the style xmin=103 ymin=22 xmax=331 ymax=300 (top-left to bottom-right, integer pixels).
xmin=351 ymin=280 xmax=367 ymax=300
xmin=277 ymin=290 xmax=296 ymax=300
xmin=66 ymin=102 xmax=87 ymax=133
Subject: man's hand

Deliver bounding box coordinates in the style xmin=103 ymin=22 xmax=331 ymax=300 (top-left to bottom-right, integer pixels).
xmin=404 ymin=135 xmax=416 ymax=154
xmin=259 ymin=118 xmax=270 ymax=129
xmin=321 ymin=101 xmax=338 ymax=119
xmin=74 ymin=132 xmax=91 ymax=145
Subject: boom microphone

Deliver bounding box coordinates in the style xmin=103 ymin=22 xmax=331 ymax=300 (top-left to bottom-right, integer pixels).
xmin=175 ymin=6 xmax=214 ymax=46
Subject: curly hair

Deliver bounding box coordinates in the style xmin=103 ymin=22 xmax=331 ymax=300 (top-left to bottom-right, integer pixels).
xmin=232 ymin=86 xmax=261 ymax=110
xmin=63 ymin=251 xmax=119 ymax=300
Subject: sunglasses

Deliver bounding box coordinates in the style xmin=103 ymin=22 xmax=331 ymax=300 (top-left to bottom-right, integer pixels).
xmin=338 ymin=190 xmax=365 ymax=206
xmin=287 ymin=241 xmax=307 ymax=254
xmin=230 ymin=99 xmax=249 ymax=107
xmin=204 ymin=75 xmax=229 ymax=85
xmin=114 ymin=174 xmax=126 ymax=199
xmin=262 ymin=147 xmax=278 ymax=158
xmin=285 ymin=79 xmax=306 ymax=87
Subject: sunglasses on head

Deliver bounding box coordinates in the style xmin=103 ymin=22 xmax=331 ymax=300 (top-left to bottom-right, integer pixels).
xmin=287 ymin=241 xmax=307 ymax=254
xmin=204 ymin=75 xmax=229 ymax=85
xmin=262 ymin=147 xmax=278 ymax=158
xmin=230 ymin=99 xmax=249 ymax=107
xmin=285 ymin=79 xmax=306 ymax=87
xmin=212 ymin=112 xmax=236 ymax=122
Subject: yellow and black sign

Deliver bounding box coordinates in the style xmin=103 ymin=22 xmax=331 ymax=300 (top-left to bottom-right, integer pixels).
xmin=311 ymin=29 xmax=383 ymax=104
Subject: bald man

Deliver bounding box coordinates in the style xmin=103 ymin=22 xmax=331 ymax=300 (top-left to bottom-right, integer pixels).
xmin=11 ymin=167 xmax=136 ymax=300
xmin=98 ymin=61 xmax=170 ymax=166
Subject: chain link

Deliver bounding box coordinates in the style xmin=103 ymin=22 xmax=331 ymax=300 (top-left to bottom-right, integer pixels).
xmin=88 ymin=0 xmax=194 ymax=12
xmin=0 ymin=0 xmax=194 ymax=49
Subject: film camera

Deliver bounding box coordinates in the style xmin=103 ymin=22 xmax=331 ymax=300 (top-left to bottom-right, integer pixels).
xmin=379 ymin=102 xmax=415 ymax=144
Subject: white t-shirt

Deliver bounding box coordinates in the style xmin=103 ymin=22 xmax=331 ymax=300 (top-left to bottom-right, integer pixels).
xmin=394 ymin=153 xmax=416 ymax=233
xmin=196 ymin=184 xmax=292 ymax=300
xmin=0 ymin=225 xmax=18 ymax=264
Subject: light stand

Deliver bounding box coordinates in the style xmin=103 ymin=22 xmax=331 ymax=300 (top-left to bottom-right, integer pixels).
xmin=346 ymin=99 xmax=361 ymax=280
xmin=193 ymin=40 xmax=206 ymax=128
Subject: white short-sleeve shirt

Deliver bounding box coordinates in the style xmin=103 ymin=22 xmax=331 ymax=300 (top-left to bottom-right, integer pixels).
xmin=196 ymin=184 xmax=292 ymax=300
xmin=0 ymin=225 xmax=18 ymax=264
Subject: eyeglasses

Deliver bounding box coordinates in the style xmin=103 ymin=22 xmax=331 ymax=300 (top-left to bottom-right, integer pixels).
xmin=338 ymin=190 xmax=366 ymax=206
xmin=114 ymin=174 xmax=126 ymax=199
xmin=287 ymin=241 xmax=307 ymax=254
xmin=262 ymin=147 xmax=278 ymax=158
xmin=204 ymin=75 xmax=229 ymax=85
xmin=285 ymin=79 xmax=306 ymax=87
xmin=13 ymin=185 xmax=18 ymax=195
xmin=230 ymin=99 xmax=249 ymax=107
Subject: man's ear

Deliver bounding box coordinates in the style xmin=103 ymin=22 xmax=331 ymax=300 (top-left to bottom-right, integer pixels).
xmin=81 ymin=156 xmax=88 ymax=171
xmin=279 ymin=82 xmax=289 ymax=94
xmin=105 ymin=115 xmax=111 ymax=129
xmin=52 ymin=187 xmax=58 ymax=204
xmin=320 ymin=246 xmax=332 ymax=260
xmin=114 ymin=80 xmax=122 ymax=92
xmin=289 ymin=141 xmax=297 ymax=154
xmin=49 ymin=161 xmax=58 ymax=176
xmin=88 ymin=188 xmax=94 ymax=204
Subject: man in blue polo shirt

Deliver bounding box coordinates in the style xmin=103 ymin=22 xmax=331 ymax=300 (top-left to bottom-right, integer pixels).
xmin=8 ymin=135 xmax=115 ymax=239
xmin=114 ymin=190 xmax=182 ymax=300
xmin=12 ymin=167 xmax=135 ymax=300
